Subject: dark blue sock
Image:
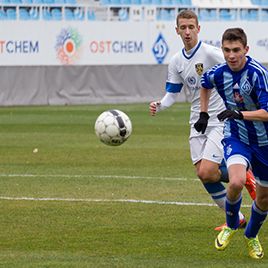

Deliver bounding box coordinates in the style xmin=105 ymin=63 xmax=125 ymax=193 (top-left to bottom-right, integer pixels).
xmin=203 ymin=182 xmax=226 ymax=209
xmin=245 ymin=201 xmax=268 ymax=238
xmin=226 ymin=195 xmax=242 ymax=229
xmin=219 ymin=160 xmax=229 ymax=183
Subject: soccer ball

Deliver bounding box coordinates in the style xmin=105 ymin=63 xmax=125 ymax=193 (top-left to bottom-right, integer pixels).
xmin=94 ymin=110 xmax=132 ymax=146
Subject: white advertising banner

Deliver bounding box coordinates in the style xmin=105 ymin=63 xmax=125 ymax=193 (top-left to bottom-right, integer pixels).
xmin=0 ymin=20 xmax=268 ymax=66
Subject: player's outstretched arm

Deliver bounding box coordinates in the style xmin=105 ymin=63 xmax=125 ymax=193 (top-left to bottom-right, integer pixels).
xmin=217 ymin=110 xmax=243 ymax=121
xmin=240 ymin=109 xmax=268 ymax=121
xmin=217 ymin=109 xmax=268 ymax=122
xmin=149 ymin=92 xmax=177 ymax=116
xmin=149 ymin=101 xmax=161 ymax=116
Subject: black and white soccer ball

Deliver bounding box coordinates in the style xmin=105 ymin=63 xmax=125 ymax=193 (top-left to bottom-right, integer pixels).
xmin=94 ymin=110 xmax=132 ymax=146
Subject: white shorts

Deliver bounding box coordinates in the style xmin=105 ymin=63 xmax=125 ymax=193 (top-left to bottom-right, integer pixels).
xmin=189 ymin=125 xmax=224 ymax=165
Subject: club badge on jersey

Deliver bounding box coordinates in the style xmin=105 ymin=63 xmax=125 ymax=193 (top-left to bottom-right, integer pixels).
xmin=195 ymin=63 xmax=204 ymax=76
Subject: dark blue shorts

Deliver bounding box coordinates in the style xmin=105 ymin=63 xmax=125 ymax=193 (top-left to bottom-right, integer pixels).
xmin=222 ymin=137 xmax=268 ymax=186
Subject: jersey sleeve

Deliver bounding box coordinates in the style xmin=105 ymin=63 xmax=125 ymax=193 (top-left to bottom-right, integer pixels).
xmin=201 ymin=68 xmax=216 ymax=90
xmin=160 ymin=92 xmax=177 ymax=109
xmin=165 ymin=54 xmax=184 ymax=93
xmin=254 ymin=69 xmax=268 ymax=111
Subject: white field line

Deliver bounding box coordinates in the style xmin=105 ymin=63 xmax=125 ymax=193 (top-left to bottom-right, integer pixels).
xmin=0 ymin=173 xmax=251 ymax=208
xmin=0 ymin=196 xmax=252 ymax=208
xmin=0 ymin=173 xmax=198 ymax=182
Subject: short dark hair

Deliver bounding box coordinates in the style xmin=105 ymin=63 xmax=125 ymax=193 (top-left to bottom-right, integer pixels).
xmin=221 ymin=28 xmax=247 ymax=47
xmin=176 ymin=10 xmax=199 ymax=27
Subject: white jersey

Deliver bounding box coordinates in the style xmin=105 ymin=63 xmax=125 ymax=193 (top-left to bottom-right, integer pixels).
xmin=165 ymin=41 xmax=226 ymax=126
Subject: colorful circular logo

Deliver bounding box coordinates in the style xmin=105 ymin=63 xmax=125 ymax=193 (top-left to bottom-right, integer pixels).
xmin=55 ymin=27 xmax=82 ymax=64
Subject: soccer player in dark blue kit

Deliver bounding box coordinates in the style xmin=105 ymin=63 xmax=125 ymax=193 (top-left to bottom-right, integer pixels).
xmin=194 ymin=27 xmax=268 ymax=259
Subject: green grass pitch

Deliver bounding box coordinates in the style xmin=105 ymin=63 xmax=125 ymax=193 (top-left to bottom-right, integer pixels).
xmin=0 ymin=103 xmax=267 ymax=267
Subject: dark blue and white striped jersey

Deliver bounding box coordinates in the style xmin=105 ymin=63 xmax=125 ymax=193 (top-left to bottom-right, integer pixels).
xmin=201 ymin=56 xmax=268 ymax=147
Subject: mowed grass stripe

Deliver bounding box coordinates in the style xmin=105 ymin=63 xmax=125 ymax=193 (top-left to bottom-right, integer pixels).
xmin=0 ymin=196 xmax=252 ymax=208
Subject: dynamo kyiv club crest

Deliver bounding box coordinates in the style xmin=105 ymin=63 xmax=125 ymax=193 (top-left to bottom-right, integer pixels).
xmin=152 ymin=33 xmax=169 ymax=64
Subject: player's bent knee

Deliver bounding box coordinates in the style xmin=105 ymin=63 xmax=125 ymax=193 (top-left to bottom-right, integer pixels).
xmin=197 ymin=166 xmax=219 ymax=183
xmin=228 ymin=180 xmax=244 ymax=193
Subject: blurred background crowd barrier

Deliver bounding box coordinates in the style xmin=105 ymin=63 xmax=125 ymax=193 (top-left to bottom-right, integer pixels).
xmin=1 ymin=0 xmax=268 ymax=105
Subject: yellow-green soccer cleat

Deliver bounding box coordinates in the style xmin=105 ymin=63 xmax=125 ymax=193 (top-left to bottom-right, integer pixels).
xmin=215 ymin=227 xmax=238 ymax=250
xmin=245 ymin=236 xmax=264 ymax=259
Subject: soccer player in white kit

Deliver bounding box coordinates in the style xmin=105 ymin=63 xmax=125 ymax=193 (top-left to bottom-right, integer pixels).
xmin=150 ymin=10 xmax=255 ymax=230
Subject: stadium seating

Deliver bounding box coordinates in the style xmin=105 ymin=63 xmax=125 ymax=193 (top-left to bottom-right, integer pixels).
xmin=99 ymin=0 xmax=109 ymax=5
xmin=1 ymin=0 xmax=268 ymax=21
xmin=6 ymin=7 xmax=16 ymax=19
xmin=219 ymin=8 xmax=237 ymax=20
xmin=32 ymin=0 xmax=43 ymax=3
xmin=29 ymin=6 xmax=39 ymax=18
xmin=182 ymin=0 xmax=191 ymax=5
xmin=87 ymin=9 xmax=96 ymax=20
xmin=140 ymin=0 xmax=151 ymax=4
xmin=161 ymin=0 xmax=171 ymax=5
xmin=240 ymin=8 xmax=258 ymax=20
xmin=43 ymin=0 xmax=54 ymax=3
xmin=8 ymin=0 xmax=79 ymax=3
xmin=252 ymin=0 xmax=268 ymax=5
xmin=51 ymin=7 xmax=62 ymax=19
xmin=198 ymin=8 xmax=217 ymax=20
xmin=0 ymin=8 xmax=7 ymax=19
xmin=65 ymin=0 xmax=76 ymax=3
xmin=192 ymin=0 xmax=254 ymax=8
xmin=131 ymin=0 xmax=141 ymax=4
xmin=64 ymin=6 xmax=74 ymax=19
xmin=121 ymin=0 xmax=131 ymax=4
xmin=118 ymin=7 xmax=128 ymax=20
xmin=73 ymin=6 xmax=84 ymax=19
xmin=157 ymin=8 xmax=168 ymax=20
xmin=10 ymin=0 xmax=22 ymax=3
xmin=151 ymin=0 xmax=160 ymax=4
xmin=170 ymin=0 xmax=180 ymax=4
xmin=19 ymin=6 xmax=30 ymax=19
xmin=261 ymin=8 xmax=268 ymax=19
xmin=42 ymin=6 xmax=52 ymax=19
